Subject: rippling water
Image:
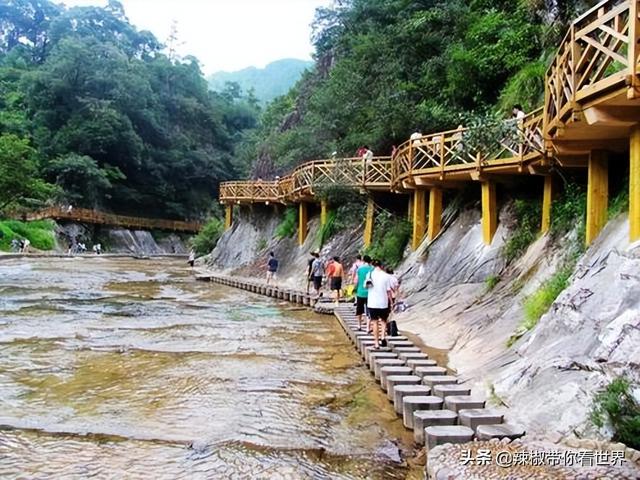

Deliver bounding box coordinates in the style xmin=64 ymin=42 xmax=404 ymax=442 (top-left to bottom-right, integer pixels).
xmin=0 ymin=258 xmax=418 ymax=479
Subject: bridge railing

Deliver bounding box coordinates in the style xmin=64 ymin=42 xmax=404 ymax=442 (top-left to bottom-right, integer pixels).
xmin=545 ymin=0 xmax=638 ymax=136
xmin=26 ymin=207 xmax=202 ymax=232
xmin=392 ymin=109 xmax=544 ymax=189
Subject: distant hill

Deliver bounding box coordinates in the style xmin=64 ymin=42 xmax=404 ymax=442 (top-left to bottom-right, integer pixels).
xmin=208 ymin=58 xmax=313 ymax=104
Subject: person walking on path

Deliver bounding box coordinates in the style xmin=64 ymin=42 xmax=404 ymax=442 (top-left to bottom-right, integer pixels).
xmin=306 ymin=252 xmax=316 ymax=293
xmin=326 ymin=256 xmax=344 ymax=305
xmin=310 ymin=252 xmax=324 ymax=297
xmin=366 ymin=259 xmax=393 ymax=349
xmin=349 ymin=255 xmax=363 ymax=285
xmin=385 ymin=267 xmax=400 ymax=337
xmin=266 ymin=251 xmax=278 ymax=285
xmin=188 ymin=250 xmax=196 ymax=267
xmin=21 ymin=238 xmax=30 ymax=253
xmin=354 ymin=255 xmax=373 ymax=331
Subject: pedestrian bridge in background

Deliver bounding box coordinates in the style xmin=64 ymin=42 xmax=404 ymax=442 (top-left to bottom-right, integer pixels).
xmin=26 ymin=207 xmax=202 ymax=233
xmin=220 ymin=0 xmax=640 ymax=248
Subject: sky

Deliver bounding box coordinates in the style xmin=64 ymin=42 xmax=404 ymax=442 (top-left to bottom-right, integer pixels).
xmin=60 ymin=0 xmax=332 ymax=75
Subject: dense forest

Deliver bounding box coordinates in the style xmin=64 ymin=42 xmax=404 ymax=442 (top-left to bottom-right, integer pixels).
xmin=241 ymin=0 xmax=598 ymax=178
xmin=0 ymin=0 xmax=258 ymax=219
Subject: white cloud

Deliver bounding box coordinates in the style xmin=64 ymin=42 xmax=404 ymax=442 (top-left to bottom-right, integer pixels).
xmin=59 ymin=0 xmax=332 ymax=74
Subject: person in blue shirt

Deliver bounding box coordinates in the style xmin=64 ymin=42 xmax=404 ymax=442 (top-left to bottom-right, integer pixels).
xmin=354 ymin=255 xmax=373 ymax=331
xmin=266 ymin=251 xmax=278 ymax=285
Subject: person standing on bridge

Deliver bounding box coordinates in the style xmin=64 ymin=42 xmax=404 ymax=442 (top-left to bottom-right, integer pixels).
xmin=266 ymin=251 xmax=278 ymax=285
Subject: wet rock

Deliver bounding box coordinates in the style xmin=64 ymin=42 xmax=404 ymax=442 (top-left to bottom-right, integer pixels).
xmin=376 ymin=439 xmax=402 ymax=464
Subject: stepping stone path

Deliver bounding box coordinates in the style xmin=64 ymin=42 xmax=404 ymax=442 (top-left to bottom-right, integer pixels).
xmin=201 ymin=276 xmax=622 ymax=478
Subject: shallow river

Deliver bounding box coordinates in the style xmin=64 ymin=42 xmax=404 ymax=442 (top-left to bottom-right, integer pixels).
xmin=0 ymin=258 xmax=418 ymax=479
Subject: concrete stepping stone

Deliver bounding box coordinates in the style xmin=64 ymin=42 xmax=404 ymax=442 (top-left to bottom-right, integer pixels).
xmin=432 ymin=384 xmax=471 ymax=399
xmin=374 ymin=359 xmax=406 ymax=379
xmin=355 ymin=335 xmax=374 ymax=350
xmin=386 ymin=336 xmax=408 ymax=342
xmin=398 ymin=352 xmax=429 ymax=361
xmin=458 ymin=408 xmax=504 ymax=431
xmin=393 ymin=385 xmax=432 ymax=414
xmin=364 ymin=346 xmax=392 ymax=364
xmin=444 ymin=395 xmax=486 ymax=413
xmin=413 ymin=410 xmax=458 ymax=445
xmin=422 ymin=375 xmax=458 ymax=388
xmin=369 ymin=352 xmax=397 ymax=370
xmin=388 ymin=340 xmax=415 ymax=350
xmin=425 ymin=425 xmax=474 ymax=451
xmin=402 ymin=396 xmax=444 ymax=428
xmin=358 ymin=340 xmax=376 ymax=355
xmin=386 ymin=375 xmax=421 ymax=399
xmin=407 ymin=359 xmax=437 ymax=370
xmin=476 ymin=424 xmax=525 ymax=441
xmin=392 ymin=346 xmax=420 ymax=354
xmin=379 ymin=366 xmax=413 ymax=389
xmin=414 ymin=366 xmax=447 ymax=378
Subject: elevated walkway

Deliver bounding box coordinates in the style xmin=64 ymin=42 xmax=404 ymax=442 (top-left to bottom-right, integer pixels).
xmin=220 ymin=0 xmax=640 ymax=248
xmin=25 ymin=207 xmax=202 ymax=233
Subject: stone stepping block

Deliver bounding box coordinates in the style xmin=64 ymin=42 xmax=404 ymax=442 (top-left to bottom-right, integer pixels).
xmin=375 ymin=361 xmax=408 ymax=381
xmin=358 ymin=340 xmax=376 ymax=356
xmin=398 ymin=352 xmax=429 ymax=361
xmin=444 ymin=395 xmax=486 ymax=413
xmin=457 ymin=408 xmax=504 ymax=431
xmin=364 ymin=346 xmax=392 ymax=364
xmin=369 ymin=352 xmax=397 ymax=371
xmin=379 ymin=366 xmax=413 ymax=390
xmin=414 ymin=366 xmax=447 ymax=378
xmin=403 ymin=396 xmax=444 ymax=429
xmin=476 ymin=424 xmax=525 ymax=441
xmin=391 ymin=344 xmax=419 ymax=353
xmin=386 ymin=375 xmax=422 ymax=400
xmin=393 ymin=385 xmax=432 ymax=414
xmin=355 ymin=335 xmax=374 ymax=351
xmin=422 ymin=375 xmax=459 ymax=388
xmin=413 ymin=410 xmax=458 ymax=445
xmin=425 ymin=425 xmax=474 ymax=451
xmin=407 ymin=359 xmax=438 ymax=371
xmin=386 ymin=336 xmax=408 ymax=341
xmin=432 ymin=384 xmax=471 ymax=399
xmin=388 ymin=340 xmax=415 ymax=350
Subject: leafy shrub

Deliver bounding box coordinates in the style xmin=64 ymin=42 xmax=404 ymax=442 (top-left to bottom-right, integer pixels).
xmin=485 ymin=274 xmax=500 ymax=291
xmin=317 ymin=209 xmax=337 ymax=247
xmin=591 ymin=377 xmax=640 ymax=449
xmin=522 ymin=262 xmax=573 ymax=328
xmin=275 ymin=207 xmax=297 ymax=239
xmin=498 ymin=60 xmax=546 ymax=114
xmin=551 ymin=182 xmax=586 ymax=237
xmin=0 ymin=219 xmax=56 ymax=251
xmin=191 ymin=218 xmax=223 ymax=256
xmin=256 ymin=238 xmax=268 ymax=251
xmin=365 ymin=211 xmax=411 ymax=268
xmin=609 ymin=184 xmax=629 ymax=219
xmin=503 ymin=199 xmax=541 ymax=262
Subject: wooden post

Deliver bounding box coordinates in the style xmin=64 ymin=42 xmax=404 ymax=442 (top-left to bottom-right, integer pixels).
xmin=541 ymin=176 xmax=553 ymax=234
xmin=298 ymin=202 xmax=308 ymax=246
xmin=320 ymin=199 xmax=328 ymax=227
xmin=630 ymin=126 xmax=640 ymax=242
xmin=481 ymin=181 xmax=497 ymax=245
xmin=627 ymin=0 xmax=639 ymax=99
xmin=427 ymin=187 xmax=443 ymax=241
xmin=224 ymin=204 xmax=233 ymax=231
xmin=364 ymin=197 xmax=375 ymax=247
xmin=586 ymin=150 xmax=609 ymax=245
xmin=411 ymin=189 xmax=427 ymax=250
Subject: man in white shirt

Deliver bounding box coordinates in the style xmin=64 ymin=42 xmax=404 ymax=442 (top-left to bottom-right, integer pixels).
xmin=365 ymin=259 xmax=393 ymax=349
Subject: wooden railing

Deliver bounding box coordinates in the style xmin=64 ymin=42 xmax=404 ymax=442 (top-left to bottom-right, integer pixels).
xmin=545 ymin=0 xmax=639 ymax=136
xmin=220 ymin=157 xmax=392 ymax=204
xmin=26 ymin=207 xmax=202 ymax=233
xmin=392 ymin=109 xmax=544 ymax=189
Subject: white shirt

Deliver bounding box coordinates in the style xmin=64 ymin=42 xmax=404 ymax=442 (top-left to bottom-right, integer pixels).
xmin=363 ymin=149 xmax=373 ymax=162
xmin=367 ymin=268 xmax=392 ymax=309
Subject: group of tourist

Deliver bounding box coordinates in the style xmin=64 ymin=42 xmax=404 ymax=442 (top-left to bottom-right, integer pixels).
xmin=10 ymin=238 xmax=30 ymax=253
xmin=67 ymin=242 xmax=102 ymax=255
xmin=265 ymin=251 xmax=401 ymax=350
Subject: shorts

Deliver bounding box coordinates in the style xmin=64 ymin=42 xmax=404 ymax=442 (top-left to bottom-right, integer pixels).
xmin=330 ymin=277 xmax=342 ymax=291
xmin=313 ymin=276 xmax=323 ymax=290
xmin=368 ymin=307 xmax=389 ymax=321
xmin=267 ymin=271 xmax=276 ymax=279
xmin=355 ymin=296 xmax=368 ymax=316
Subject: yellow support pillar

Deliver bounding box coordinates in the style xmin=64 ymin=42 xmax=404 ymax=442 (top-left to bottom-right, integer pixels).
xmin=411 ymin=189 xmax=427 ymax=250
xmin=481 ymin=181 xmax=497 ymax=245
xmin=427 ymin=187 xmax=443 ymax=241
xmin=586 ymin=151 xmax=609 ymax=245
xmin=630 ymin=126 xmax=640 ymax=242
xmin=298 ymin=202 xmax=308 ymax=246
xmin=541 ymin=176 xmax=553 ymax=234
xmin=224 ymin=204 xmax=233 ymax=231
xmin=320 ymin=199 xmax=329 ymax=227
xmin=407 ymin=195 xmax=413 ymax=221
xmin=364 ymin=197 xmax=375 ymax=247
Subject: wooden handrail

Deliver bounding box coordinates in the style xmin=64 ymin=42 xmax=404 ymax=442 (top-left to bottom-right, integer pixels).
xmin=25 ymin=207 xmax=202 ymax=233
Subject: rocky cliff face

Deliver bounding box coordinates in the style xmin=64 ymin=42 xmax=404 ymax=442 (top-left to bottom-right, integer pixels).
xmin=208 ymin=201 xmax=639 ymax=445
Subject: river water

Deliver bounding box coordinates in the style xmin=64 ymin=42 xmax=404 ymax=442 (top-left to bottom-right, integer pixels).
xmin=0 ymin=258 xmax=419 ymax=479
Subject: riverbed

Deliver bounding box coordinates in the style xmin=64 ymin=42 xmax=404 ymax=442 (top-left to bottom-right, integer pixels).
xmin=0 ymin=258 xmax=419 ymax=479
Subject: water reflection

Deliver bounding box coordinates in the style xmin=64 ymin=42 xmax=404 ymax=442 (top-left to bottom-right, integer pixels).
xmin=0 ymin=258 xmax=418 ymax=479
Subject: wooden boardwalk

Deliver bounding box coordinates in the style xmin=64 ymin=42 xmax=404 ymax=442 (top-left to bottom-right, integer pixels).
xmin=26 ymin=207 xmax=202 ymax=233
xmin=219 ymin=0 xmax=640 ymax=247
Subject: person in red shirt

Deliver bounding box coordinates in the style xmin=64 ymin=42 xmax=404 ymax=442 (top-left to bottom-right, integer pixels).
xmin=326 ymin=256 xmax=344 ymax=305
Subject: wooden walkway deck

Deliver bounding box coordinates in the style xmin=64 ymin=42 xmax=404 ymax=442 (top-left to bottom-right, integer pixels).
xmin=26 ymin=207 xmax=202 ymax=233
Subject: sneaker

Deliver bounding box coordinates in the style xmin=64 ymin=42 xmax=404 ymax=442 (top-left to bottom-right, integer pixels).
xmin=380 ymin=339 xmax=387 ymax=347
